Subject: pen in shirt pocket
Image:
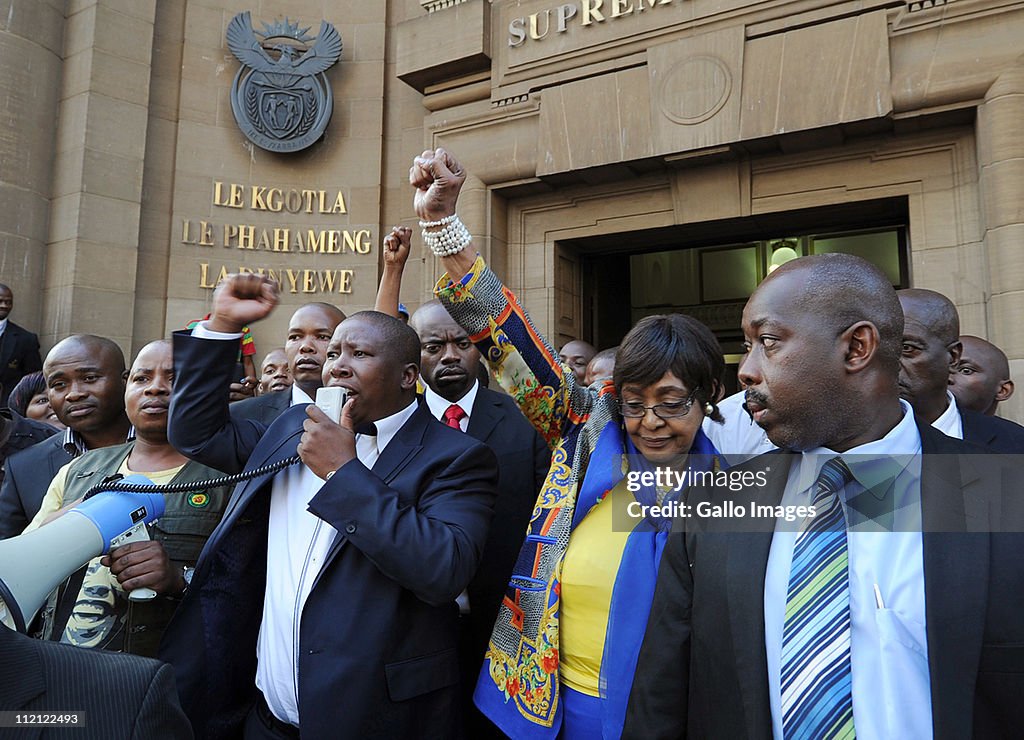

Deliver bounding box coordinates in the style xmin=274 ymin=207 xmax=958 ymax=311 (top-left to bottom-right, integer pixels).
xmin=873 ymin=583 xmax=885 ymax=609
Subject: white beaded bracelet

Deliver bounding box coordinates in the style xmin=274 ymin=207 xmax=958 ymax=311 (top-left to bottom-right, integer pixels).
xmin=418 ymin=214 xmax=459 ymax=228
xmin=422 ymin=214 xmax=472 ymax=257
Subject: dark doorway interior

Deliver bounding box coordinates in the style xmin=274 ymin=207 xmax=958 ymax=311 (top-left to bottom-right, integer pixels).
xmin=571 ymin=197 xmax=910 ymax=395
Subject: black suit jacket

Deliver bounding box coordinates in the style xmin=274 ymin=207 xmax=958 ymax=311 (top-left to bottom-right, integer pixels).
xmin=624 ymin=420 xmax=1024 ymax=739
xmin=0 ymin=434 xmax=72 ymax=539
xmin=0 ymin=625 xmax=191 ymax=739
xmin=961 ymin=407 xmax=1024 ymax=453
xmin=0 ymin=321 xmax=42 ymax=408
xmin=0 ymin=413 xmax=57 ymax=486
xmin=461 ymin=387 xmax=549 ymax=661
xmin=161 ymin=332 xmax=498 ymax=740
xmin=229 ymin=388 xmax=291 ymax=425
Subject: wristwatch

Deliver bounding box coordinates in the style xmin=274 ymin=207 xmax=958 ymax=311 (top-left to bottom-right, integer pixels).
xmin=181 ymin=565 xmax=195 ymax=596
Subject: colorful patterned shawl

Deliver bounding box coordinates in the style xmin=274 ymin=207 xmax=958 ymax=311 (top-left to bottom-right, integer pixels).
xmin=436 ymin=257 xmax=719 ymax=738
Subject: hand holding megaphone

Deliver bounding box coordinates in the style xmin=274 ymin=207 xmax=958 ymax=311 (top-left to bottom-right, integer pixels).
xmin=0 ymin=478 xmax=165 ymax=633
xmin=103 ymin=539 xmax=184 ymax=599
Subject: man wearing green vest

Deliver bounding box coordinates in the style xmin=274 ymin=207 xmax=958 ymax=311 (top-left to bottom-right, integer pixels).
xmin=23 ymin=339 xmax=232 ymax=657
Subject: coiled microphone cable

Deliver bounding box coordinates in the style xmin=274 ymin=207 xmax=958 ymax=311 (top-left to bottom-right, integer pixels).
xmin=84 ymin=454 xmax=302 ymax=499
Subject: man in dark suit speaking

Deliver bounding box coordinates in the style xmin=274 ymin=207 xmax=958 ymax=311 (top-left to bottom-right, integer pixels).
xmin=160 ymin=274 xmax=498 ymax=739
xmin=624 ymin=254 xmax=1024 ymax=739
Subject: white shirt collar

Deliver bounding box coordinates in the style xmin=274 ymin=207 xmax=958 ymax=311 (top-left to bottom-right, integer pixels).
xmin=291 ymin=385 xmax=417 ymax=453
xmin=931 ymin=390 xmax=963 ymax=439
xmin=422 ymin=380 xmax=479 ymax=424
xmin=369 ymin=399 xmax=419 ymax=452
xmin=0 ymin=318 xmax=7 ymax=335
xmin=795 ymin=399 xmax=922 ymax=494
xmin=291 ymin=384 xmax=314 ymax=406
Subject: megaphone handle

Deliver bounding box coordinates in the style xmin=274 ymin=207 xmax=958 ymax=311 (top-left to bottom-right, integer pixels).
xmin=108 ymin=521 xmax=159 ymax=603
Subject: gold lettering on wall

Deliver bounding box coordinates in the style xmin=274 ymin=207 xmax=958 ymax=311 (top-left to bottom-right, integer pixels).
xmin=214 ymin=182 xmax=347 ymax=214
xmin=185 ymin=220 xmax=372 ymax=255
xmin=198 ymin=264 xmax=356 ymax=294
xmin=188 ymin=182 xmax=367 ymax=294
xmin=510 ymin=0 xmax=675 ymax=44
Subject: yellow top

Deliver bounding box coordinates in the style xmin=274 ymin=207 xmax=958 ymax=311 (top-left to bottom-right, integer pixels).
xmin=557 ymin=482 xmax=633 ymax=696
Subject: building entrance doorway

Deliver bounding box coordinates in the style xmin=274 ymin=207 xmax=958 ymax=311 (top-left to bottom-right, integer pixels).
xmin=571 ymin=198 xmax=910 ymax=394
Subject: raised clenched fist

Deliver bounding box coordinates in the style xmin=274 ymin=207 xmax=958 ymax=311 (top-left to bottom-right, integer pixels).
xmin=382 ymin=226 xmax=412 ymax=269
xmin=409 ymin=148 xmax=466 ymax=222
xmin=207 ymin=273 xmax=280 ymax=334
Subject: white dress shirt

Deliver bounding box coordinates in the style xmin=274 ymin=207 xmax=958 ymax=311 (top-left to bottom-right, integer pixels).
xmin=0 ymin=317 xmax=7 ymax=339
xmin=764 ymin=400 xmax=931 ymax=739
xmin=931 ymin=390 xmax=964 ymax=439
xmin=702 ymin=390 xmax=776 ymax=463
xmin=255 ymin=398 xmax=417 ymax=725
xmin=291 ymin=383 xmax=313 ymax=407
xmin=422 ymin=380 xmax=479 ymax=432
xmin=421 ymin=380 xmax=479 ymax=614
xmin=190 ymin=321 xmax=421 ymax=726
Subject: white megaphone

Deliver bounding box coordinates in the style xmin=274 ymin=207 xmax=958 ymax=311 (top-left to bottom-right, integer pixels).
xmin=0 ymin=475 xmax=165 ymax=633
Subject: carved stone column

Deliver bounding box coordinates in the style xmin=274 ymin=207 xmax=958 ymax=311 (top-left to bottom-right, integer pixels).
xmin=0 ymin=0 xmax=63 ymax=331
xmin=42 ymin=0 xmax=157 ymax=353
xmin=977 ymin=59 xmax=1024 ymax=420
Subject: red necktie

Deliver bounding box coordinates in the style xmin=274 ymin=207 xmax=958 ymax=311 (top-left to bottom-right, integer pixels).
xmin=443 ymin=404 xmax=466 ymax=430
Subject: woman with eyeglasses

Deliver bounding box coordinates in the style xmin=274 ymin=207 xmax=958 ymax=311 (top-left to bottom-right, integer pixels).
xmin=410 ymin=148 xmax=726 ymax=739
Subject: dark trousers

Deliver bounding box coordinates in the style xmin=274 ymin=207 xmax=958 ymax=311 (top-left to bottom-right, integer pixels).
xmin=459 ymin=614 xmax=506 ymax=739
xmin=244 ymin=695 xmax=301 ymax=740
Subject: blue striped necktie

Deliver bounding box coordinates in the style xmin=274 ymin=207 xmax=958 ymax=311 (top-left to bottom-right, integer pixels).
xmin=781 ymin=456 xmax=856 ymax=740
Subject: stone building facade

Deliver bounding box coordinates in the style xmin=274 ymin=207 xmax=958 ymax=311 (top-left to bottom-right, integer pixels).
xmin=1 ymin=0 xmax=1022 ymax=417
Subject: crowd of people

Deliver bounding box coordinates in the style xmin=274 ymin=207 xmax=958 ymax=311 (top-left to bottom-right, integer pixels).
xmin=0 ymin=149 xmax=1022 ymax=739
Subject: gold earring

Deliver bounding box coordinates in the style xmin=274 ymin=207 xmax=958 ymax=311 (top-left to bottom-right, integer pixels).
xmin=704 ymin=402 xmax=714 ymax=415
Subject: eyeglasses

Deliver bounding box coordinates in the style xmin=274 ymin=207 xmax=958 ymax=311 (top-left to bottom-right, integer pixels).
xmin=618 ymin=390 xmax=700 ymax=419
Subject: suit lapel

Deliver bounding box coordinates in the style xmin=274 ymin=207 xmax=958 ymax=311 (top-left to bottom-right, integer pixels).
xmin=266 ymin=390 xmax=291 ymax=424
xmin=918 ymin=423 xmax=989 ymax=740
xmin=318 ymin=406 xmax=430 ymax=570
xmin=208 ymin=418 xmax=304 ymax=548
xmin=48 ymin=435 xmax=70 ymax=477
xmin=466 ymin=389 xmax=502 ymax=445
xmin=0 ymin=327 xmax=13 ymax=371
xmin=722 ymin=451 xmax=793 ymax=737
xmin=369 ymin=407 xmax=428 ymax=483
xmin=959 ymin=410 xmax=997 ymax=448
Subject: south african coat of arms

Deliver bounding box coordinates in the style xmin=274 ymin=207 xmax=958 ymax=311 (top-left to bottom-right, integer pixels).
xmin=226 ymin=12 xmax=343 ymax=153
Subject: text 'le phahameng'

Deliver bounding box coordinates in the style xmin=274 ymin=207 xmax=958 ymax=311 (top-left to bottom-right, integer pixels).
xmin=182 ymin=182 xmax=370 ymax=254
xmin=186 ymin=180 xmax=370 ymax=294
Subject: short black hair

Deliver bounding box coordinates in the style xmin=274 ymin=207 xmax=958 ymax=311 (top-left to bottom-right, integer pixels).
xmin=131 ymin=339 xmax=173 ymax=369
xmin=346 ymin=311 xmax=420 ymax=366
xmin=292 ymin=302 xmax=346 ymax=324
xmin=613 ymin=314 xmax=725 ymax=421
xmin=898 ymin=288 xmax=959 ymax=344
xmin=8 ymin=371 xmax=47 ymax=418
xmin=773 ymin=253 xmax=904 ymax=373
xmin=45 ymin=335 xmax=127 ymax=376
